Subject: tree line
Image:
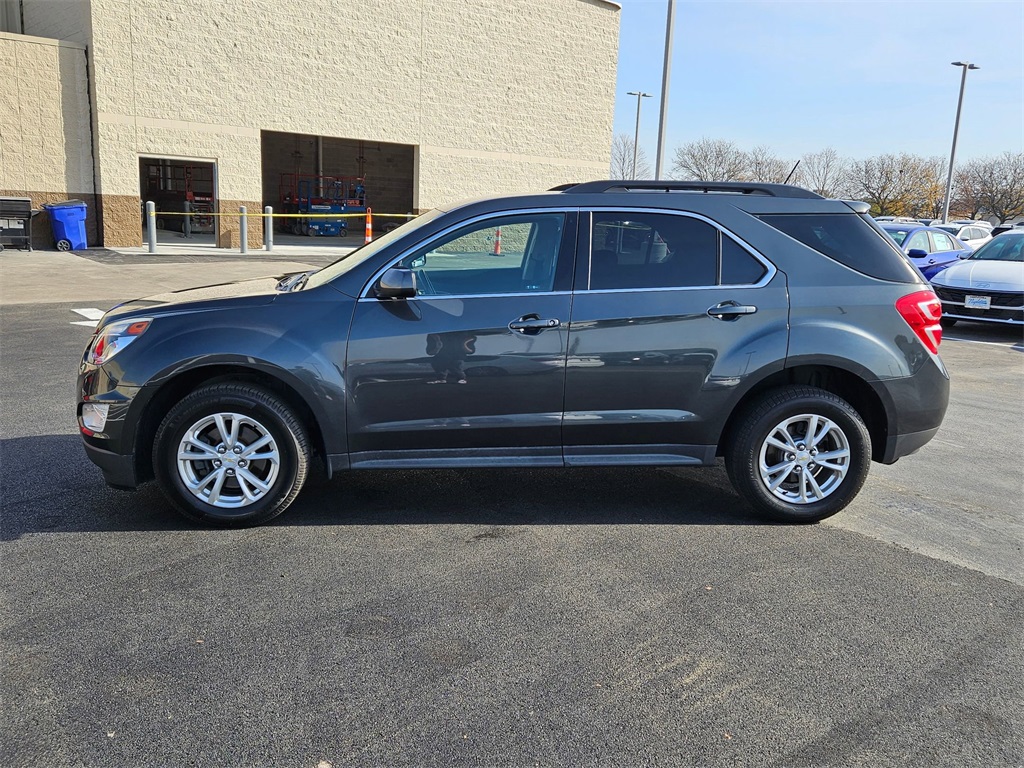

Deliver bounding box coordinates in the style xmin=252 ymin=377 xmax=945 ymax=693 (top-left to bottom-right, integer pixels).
xmin=610 ymin=134 xmax=1024 ymax=223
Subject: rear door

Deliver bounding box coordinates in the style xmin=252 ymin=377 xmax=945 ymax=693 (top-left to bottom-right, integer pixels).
xmin=562 ymin=209 xmax=789 ymax=465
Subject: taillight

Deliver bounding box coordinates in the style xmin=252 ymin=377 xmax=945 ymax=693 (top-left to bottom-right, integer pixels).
xmin=895 ymin=290 xmax=942 ymax=354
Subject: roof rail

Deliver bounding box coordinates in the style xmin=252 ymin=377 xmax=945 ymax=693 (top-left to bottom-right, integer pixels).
xmin=551 ymin=180 xmax=824 ymax=199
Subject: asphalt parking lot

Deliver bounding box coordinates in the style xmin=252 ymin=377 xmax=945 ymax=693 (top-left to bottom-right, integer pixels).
xmin=2 ymin=252 xmax=1022 ymax=767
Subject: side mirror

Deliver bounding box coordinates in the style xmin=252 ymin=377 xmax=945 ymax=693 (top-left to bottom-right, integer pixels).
xmin=375 ymin=267 xmax=417 ymax=299
xmin=907 ymin=248 xmax=928 ymax=258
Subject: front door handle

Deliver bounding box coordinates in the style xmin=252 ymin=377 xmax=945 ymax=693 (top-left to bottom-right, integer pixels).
xmin=509 ymin=314 xmax=561 ymax=334
xmin=707 ymin=301 xmax=757 ymax=320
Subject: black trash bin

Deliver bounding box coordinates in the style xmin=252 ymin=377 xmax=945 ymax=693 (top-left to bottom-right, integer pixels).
xmin=0 ymin=197 xmax=33 ymax=252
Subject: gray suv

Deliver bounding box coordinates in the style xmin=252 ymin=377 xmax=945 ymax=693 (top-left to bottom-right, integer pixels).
xmin=78 ymin=181 xmax=949 ymax=526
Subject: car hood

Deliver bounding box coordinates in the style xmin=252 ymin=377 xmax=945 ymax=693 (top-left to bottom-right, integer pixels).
xmin=931 ymin=260 xmax=1024 ymax=291
xmin=102 ymin=274 xmax=289 ymax=323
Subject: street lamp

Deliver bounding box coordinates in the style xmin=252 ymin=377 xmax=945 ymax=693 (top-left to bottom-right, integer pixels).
xmin=626 ymin=91 xmax=652 ymax=179
xmin=942 ymin=61 xmax=979 ymax=224
xmin=655 ymin=0 xmax=676 ymax=180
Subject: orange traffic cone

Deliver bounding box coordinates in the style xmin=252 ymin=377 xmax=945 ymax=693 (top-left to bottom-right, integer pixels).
xmin=493 ymin=227 xmax=502 ymax=256
xmin=364 ymin=208 xmax=373 ymax=244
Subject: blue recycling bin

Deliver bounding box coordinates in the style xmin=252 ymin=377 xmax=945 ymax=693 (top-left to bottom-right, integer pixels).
xmin=42 ymin=200 xmax=88 ymax=251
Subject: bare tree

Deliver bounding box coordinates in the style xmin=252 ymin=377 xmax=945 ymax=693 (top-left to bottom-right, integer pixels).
xmin=963 ymin=152 xmax=1024 ymax=224
xmin=952 ymin=160 xmax=985 ymax=219
xmin=847 ymin=153 xmax=925 ymax=216
xmin=746 ymin=145 xmax=792 ymax=183
xmin=671 ymin=138 xmax=748 ymax=181
xmin=610 ymin=133 xmax=651 ymax=180
xmin=799 ymin=148 xmax=849 ymax=198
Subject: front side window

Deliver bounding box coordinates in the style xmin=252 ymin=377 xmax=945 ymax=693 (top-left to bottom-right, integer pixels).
xmin=906 ymin=231 xmax=930 ymax=252
xmin=590 ymin=212 xmax=750 ymax=290
xmin=399 ymin=213 xmax=566 ymax=297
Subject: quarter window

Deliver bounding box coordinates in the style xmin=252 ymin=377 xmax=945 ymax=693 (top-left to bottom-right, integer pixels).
xmin=590 ymin=212 xmax=760 ymax=290
xmin=400 ymin=213 xmax=566 ymax=296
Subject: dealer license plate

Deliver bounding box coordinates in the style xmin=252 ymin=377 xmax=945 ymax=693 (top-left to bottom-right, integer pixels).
xmin=965 ymin=295 xmax=991 ymax=310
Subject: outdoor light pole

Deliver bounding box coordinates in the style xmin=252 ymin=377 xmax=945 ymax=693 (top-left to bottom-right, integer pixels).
xmin=627 ymin=91 xmax=651 ymax=179
xmin=942 ymin=61 xmax=979 ymax=224
xmin=655 ymin=0 xmax=675 ymax=180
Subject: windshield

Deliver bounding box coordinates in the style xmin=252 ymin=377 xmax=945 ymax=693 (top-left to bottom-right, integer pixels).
xmin=934 ymin=225 xmax=959 ymax=235
xmin=303 ymin=209 xmax=444 ymax=289
xmin=968 ymin=235 xmax=1024 ymax=262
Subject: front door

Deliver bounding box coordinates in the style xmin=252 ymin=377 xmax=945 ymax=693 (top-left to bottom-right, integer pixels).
xmin=562 ymin=209 xmax=789 ymax=465
xmin=345 ymin=211 xmax=576 ymax=466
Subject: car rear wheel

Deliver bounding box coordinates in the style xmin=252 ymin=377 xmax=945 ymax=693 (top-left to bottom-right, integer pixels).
xmin=153 ymin=383 xmax=309 ymax=526
xmin=726 ymin=386 xmax=871 ymax=523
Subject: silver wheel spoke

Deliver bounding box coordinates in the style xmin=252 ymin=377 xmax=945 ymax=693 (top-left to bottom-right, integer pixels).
xmin=805 ymin=415 xmax=820 ymax=447
xmin=206 ymin=469 xmax=228 ymax=505
xmin=766 ymin=461 xmax=796 ymax=490
xmin=804 ymin=471 xmax=825 ymax=501
xmin=815 ymin=448 xmax=849 ymax=462
xmin=816 ymin=459 xmax=848 ymax=475
xmin=214 ymin=414 xmax=239 ymax=447
xmin=188 ymin=467 xmax=223 ymax=493
xmin=179 ymin=437 xmax=219 ymax=461
xmin=246 ymin=449 xmax=280 ymax=464
xmin=237 ymin=467 xmax=271 ymax=495
xmin=810 ymin=418 xmax=834 ymax=448
xmin=235 ymin=472 xmax=259 ymax=502
xmin=766 ymin=434 xmax=794 ymax=453
xmin=240 ymin=434 xmax=274 ymax=457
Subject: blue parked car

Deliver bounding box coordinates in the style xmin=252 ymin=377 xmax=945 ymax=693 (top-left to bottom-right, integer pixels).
xmin=878 ymin=223 xmax=971 ymax=279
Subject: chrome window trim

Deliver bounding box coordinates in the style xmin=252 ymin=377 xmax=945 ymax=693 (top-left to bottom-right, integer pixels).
xmin=583 ymin=207 xmax=777 ymax=290
xmin=357 ymin=290 xmax=573 ymax=303
xmin=359 ymin=207 xmax=575 ymax=300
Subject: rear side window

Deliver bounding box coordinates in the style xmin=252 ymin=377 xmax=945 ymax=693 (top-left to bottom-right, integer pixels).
xmin=760 ymin=213 xmax=922 ymax=283
xmin=590 ymin=212 xmax=766 ymax=290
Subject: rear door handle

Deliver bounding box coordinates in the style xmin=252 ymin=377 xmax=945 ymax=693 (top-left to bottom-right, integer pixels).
xmin=509 ymin=314 xmax=561 ymax=334
xmin=707 ymin=301 xmax=757 ymax=320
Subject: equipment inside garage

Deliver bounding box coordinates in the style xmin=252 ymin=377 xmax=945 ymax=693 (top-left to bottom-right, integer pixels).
xmin=261 ymin=131 xmax=415 ymax=237
xmin=139 ymin=158 xmax=216 ymax=234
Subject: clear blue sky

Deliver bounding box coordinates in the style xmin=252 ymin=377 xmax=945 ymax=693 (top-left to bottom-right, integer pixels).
xmin=612 ymin=0 xmax=1024 ymax=165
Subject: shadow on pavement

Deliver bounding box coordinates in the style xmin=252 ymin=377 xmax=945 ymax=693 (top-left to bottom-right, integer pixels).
xmin=1 ymin=435 xmax=761 ymax=538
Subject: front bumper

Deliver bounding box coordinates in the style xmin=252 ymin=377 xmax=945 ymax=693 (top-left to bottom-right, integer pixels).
xmin=82 ymin=438 xmax=138 ymax=489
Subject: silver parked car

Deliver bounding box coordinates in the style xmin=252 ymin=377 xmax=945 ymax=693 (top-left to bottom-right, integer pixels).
xmin=931 ymin=231 xmax=1024 ymax=327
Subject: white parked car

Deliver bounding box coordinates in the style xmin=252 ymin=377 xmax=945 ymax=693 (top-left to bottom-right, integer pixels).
xmin=930 ymin=231 xmax=1024 ymax=327
xmin=933 ymin=222 xmax=993 ymax=249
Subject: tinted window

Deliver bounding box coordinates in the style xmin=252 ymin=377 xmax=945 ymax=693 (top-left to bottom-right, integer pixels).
xmin=761 ymin=213 xmax=922 ymax=283
xmin=883 ymin=227 xmax=912 ymax=245
xmin=401 ymin=213 xmax=566 ymax=296
xmin=968 ymin=235 xmax=1024 ymax=262
xmin=721 ymin=237 xmax=767 ymax=284
xmin=591 ymin=213 xmax=718 ymax=289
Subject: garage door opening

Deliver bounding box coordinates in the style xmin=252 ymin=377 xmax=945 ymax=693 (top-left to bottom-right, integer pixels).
xmin=261 ymin=131 xmax=415 ymax=241
xmin=139 ymin=158 xmax=217 ymax=239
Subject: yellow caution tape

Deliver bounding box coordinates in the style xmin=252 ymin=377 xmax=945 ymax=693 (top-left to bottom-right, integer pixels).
xmin=149 ymin=211 xmax=417 ymax=219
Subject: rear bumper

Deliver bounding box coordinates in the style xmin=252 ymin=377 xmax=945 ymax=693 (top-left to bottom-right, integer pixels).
xmin=884 ymin=426 xmax=941 ymax=464
xmin=875 ymin=356 xmax=949 ymax=464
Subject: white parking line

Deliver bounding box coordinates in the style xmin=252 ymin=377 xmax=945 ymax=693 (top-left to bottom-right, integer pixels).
xmin=944 ymin=335 xmax=1024 ymax=352
xmin=71 ymin=308 xmax=104 ymax=328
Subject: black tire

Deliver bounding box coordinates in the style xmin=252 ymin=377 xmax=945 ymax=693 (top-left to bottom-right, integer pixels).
xmin=153 ymin=383 xmax=310 ymax=527
xmin=725 ymin=386 xmax=871 ymax=523
xmin=940 ymin=316 xmax=957 ymax=328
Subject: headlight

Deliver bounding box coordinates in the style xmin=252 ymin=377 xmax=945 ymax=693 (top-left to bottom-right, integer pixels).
xmin=86 ymin=318 xmax=152 ymax=365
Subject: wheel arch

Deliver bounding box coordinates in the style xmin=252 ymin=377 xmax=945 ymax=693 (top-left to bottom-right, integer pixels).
xmin=718 ymin=361 xmax=893 ymax=463
xmin=132 ymin=363 xmax=330 ymax=483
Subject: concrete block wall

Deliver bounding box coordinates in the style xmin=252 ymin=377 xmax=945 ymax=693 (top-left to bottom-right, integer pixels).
xmin=17 ymin=0 xmax=619 ymax=247
xmin=0 ymin=31 xmax=97 ymax=248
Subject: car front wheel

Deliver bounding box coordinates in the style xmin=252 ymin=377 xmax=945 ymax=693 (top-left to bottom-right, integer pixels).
xmin=153 ymin=383 xmax=310 ymax=526
xmin=726 ymin=386 xmax=871 ymax=523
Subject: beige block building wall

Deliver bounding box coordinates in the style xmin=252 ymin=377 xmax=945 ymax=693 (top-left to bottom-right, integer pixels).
xmin=0 ymin=31 xmax=96 ymax=247
xmin=14 ymin=0 xmax=619 ymax=248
